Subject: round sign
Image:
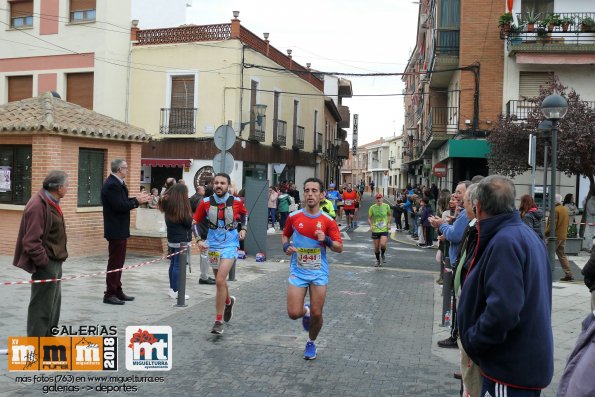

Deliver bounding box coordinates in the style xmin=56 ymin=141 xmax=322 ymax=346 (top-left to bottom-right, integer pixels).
xmin=213 ymin=125 xmax=236 ymax=151
xmin=213 ymin=152 xmax=234 ymax=174
xmin=432 ymin=162 xmax=447 ymax=178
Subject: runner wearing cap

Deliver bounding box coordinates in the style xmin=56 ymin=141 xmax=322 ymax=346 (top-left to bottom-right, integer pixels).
xmin=325 ymin=183 xmax=342 ymax=222
xmin=368 ymin=193 xmax=392 ymax=266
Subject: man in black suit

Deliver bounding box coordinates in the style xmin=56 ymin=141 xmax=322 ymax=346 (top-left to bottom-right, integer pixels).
xmin=101 ymin=159 xmax=149 ymax=305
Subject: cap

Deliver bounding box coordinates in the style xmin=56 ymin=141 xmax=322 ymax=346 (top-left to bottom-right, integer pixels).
xmin=329 ymin=183 xmax=335 ymax=188
xmin=375 ymin=193 xmax=383 ymax=199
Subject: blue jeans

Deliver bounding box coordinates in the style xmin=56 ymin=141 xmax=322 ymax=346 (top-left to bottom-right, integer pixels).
xmin=269 ymin=208 xmax=277 ymax=227
xmin=168 ymin=246 xmax=186 ymax=292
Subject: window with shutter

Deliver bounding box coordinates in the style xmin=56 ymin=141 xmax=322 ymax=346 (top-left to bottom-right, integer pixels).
xmin=169 ymin=75 xmax=195 ymax=134
xmin=7 ymin=75 xmax=33 ymax=102
xmin=519 ymin=72 xmax=553 ymax=99
xmin=0 ymin=145 xmax=32 ymax=205
xmin=77 ymin=149 xmax=104 ymax=206
xmin=66 ymin=72 xmax=94 ymax=109
xmin=70 ymin=0 xmax=96 ymax=22
xmin=10 ymin=0 xmax=33 ymax=28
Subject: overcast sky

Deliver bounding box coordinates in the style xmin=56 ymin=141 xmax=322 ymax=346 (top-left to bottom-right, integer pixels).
xmin=186 ymin=0 xmax=420 ymax=146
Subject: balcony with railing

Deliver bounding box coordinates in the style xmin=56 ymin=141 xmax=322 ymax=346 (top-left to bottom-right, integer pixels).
xmin=160 ymin=108 xmax=197 ymax=134
xmin=314 ymin=132 xmax=323 ymax=153
xmin=506 ymin=99 xmax=595 ymax=120
xmin=292 ymin=125 xmax=304 ymax=150
xmin=426 ymin=106 xmax=458 ymax=139
xmin=506 ymin=12 xmax=595 ymax=53
xmin=249 ymin=115 xmax=266 ymax=142
xmin=436 ymin=28 xmax=460 ymax=55
xmin=273 ymin=119 xmax=287 ymax=146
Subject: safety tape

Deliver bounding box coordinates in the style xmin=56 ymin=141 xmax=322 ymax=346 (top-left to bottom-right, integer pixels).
xmin=1 ymin=245 xmax=192 ymax=287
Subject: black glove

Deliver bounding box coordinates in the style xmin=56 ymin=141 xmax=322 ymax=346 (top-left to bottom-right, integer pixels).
xmin=582 ymin=250 xmax=595 ymax=292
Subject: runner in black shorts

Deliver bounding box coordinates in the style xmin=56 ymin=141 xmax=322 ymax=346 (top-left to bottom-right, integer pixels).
xmin=368 ymin=194 xmax=392 ymax=266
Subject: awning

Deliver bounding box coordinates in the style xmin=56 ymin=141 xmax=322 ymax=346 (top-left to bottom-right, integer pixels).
xmin=141 ymin=158 xmax=192 ymax=168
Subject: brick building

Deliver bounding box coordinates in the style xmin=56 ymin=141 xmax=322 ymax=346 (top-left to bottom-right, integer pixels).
xmin=0 ymin=92 xmax=151 ymax=256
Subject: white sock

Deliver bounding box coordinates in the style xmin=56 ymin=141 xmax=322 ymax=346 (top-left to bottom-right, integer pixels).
xmin=304 ymin=305 xmax=310 ymax=318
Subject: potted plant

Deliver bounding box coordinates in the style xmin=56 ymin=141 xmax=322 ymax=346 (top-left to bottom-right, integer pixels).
xmin=536 ymin=26 xmax=549 ymax=42
xmin=561 ymin=16 xmax=573 ymax=32
xmin=565 ymin=223 xmax=583 ymax=255
xmin=509 ymin=25 xmax=523 ymax=45
xmin=545 ymin=13 xmax=561 ymax=32
xmin=580 ymin=16 xmax=595 ymax=32
xmin=499 ymin=12 xmax=514 ymax=35
xmin=524 ymin=10 xmax=541 ymax=32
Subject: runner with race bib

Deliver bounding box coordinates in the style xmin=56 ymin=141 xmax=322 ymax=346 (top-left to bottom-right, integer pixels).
xmin=282 ymin=177 xmax=343 ymax=360
xmin=368 ymin=193 xmax=392 ymax=267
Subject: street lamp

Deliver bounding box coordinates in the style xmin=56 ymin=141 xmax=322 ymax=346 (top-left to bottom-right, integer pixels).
xmin=541 ymin=94 xmax=568 ymax=267
xmin=240 ymin=103 xmax=267 ymax=132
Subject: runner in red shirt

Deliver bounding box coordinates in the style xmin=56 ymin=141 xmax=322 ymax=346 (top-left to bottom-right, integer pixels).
xmin=342 ymin=183 xmax=359 ymax=231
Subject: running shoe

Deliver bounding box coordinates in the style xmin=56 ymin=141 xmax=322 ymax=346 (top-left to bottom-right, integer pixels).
xmin=211 ymin=321 xmax=223 ymax=334
xmin=381 ymin=255 xmax=386 ymax=265
xmin=304 ymin=341 xmax=317 ymax=360
xmin=224 ymin=296 xmax=236 ymax=322
xmin=374 ymin=261 xmax=380 ymax=267
xmin=302 ymin=303 xmax=311 ymax=332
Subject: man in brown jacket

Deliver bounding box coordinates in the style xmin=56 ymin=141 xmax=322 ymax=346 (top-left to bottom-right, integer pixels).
xmin=13 ymin=170 xmax=69 ymax=336
xmin=546 ymin=193 xmax=572 ymax=281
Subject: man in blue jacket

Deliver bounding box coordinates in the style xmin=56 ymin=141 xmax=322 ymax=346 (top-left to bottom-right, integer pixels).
xmin=458 ymin=175 xmax=553 ymax=396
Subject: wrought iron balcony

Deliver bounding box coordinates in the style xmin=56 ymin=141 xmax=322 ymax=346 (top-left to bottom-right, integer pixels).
xmin=506 ymin=99 xmax=595 ymax=120
xmin=314 ymin=132 xmax=323 ymax=153
xmin=293 ymin=125 xmax=304 ymax=150
xmin=436 ymin=29 xmax=460 ymax=55
xmin=160 ymin=108 xmax=197 ymax=134
xmin=426 ymin=106 xmax=459 ymax=141
xmin=273 ymin=119 xmax=286 ymax=146
xmin=249 ymin=115 xmax=266 ymax=142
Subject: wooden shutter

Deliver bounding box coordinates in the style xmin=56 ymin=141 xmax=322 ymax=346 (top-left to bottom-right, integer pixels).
xmin=519 ymin=72 xmax=553 ymax=100
xmin=70 ymin=0 xmax=96 ymax=11
xmin=170 ymin=75 xmax=194 ymax=108
xmin=10 ymin=0 xmax=33 ymax=18
xmin=66 ymin=72 xmax=94 ymax=109
xmin=7 ymin=76 xmax=32 ymax=102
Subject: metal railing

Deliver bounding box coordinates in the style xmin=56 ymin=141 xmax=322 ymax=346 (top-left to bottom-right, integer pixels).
xmin=507 ymin=12 xmax=595 ymax=49
xmin=160 ymin=108 xmax=197 ymax=134
xmin=273 ymin=119 xmax=286 ymax=146
xmin=426 ymin=106 xmax=459 ymax=140
xmin=436 ymin=29 xmax=460 ymax=55
xmin=249 ymin=115 xmax=266 ymax=142
xmin=315 ymin=132 xmax=323 ymax=152
xmin=506 ymin=99 xmax=595 ymax=120
xmin=293 ymin=125 xmax=304 ymax=149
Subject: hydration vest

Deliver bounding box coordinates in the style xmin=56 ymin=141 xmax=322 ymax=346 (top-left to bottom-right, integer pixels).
xmin=207 ymin=195 xmax=238 ymax=230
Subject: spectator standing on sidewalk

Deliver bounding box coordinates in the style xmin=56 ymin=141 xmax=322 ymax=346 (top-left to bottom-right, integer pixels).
xmin=277 ymin=187 xmax=292 ymax=230
xmin=159 ymin=183 xmax=192 ymax=300
xmin=430 ymin=180 xmax=471 ymax=348
xmin=268 ymin=186 xmax=279 ymax=229
xmin=418 ymin=198 xmax=434 ymax=248
xmin=563 ymin=193 xmax=579 ymax=224
xmin=583 ymin=189 xmax=595 ymax=252
xmin=458 ymin=175 xmax=553 ymax=397
xmin=283 ymin=177 xmax=343 ymax=360
xmin=546 ymin=194 xmax=573 ymax=281
xmin=101 ymin=159 xmax=150 ymax=305
xmin=190 ymin=185 xmax=205 ymax=213
xmin=558 ymin=248 xmax=595 ymax=397
xmin=519 ymin=194 xmax=544 ymax=240
xmin=14 ymin=171 xmax=69 ymax=336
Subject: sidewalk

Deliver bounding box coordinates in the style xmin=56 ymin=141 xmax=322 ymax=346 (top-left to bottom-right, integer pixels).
xmin=391 ymin=228 xmax=593 ymax=395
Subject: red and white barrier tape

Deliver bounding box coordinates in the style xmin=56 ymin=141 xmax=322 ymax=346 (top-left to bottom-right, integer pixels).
xmin=1 ymin=246 xmax=191 ymax=287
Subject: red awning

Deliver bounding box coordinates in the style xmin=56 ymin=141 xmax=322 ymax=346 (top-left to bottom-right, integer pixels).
xmin=141 ymin=158 xmax=191 ymax=168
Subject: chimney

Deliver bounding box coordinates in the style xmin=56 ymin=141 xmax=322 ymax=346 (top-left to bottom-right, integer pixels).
xmin=264 ymin=32 xmax=270 ymax=56
xmin=130 ymin=19 xmax=139 ymax=41
xmin=231 ymin=11 xmax=240 ymax=38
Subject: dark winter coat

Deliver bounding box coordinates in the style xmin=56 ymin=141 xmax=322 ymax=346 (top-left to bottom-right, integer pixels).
xmin=101 ymin=174 xmax=139 ymax=240
xmin=522 ymin=208 xmax=544 ymax=240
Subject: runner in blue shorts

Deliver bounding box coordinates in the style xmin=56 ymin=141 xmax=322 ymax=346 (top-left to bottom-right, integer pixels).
xmin=193 ymin=173 xmax=248 ymax=335
xmin=282 ymin=177 xmax=343 ymax=360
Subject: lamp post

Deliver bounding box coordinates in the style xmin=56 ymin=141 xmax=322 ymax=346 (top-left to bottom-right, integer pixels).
xmin=540 ymin=94 xmax=568 ymax=267
xmin=240 ymin=103 xmax=267 ymax=132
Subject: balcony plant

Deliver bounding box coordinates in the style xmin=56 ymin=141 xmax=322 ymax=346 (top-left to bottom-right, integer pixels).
xmin=560 ymin=16 xmax=573 ymax=32
xmin=580 ymin=16 xmax=595 ymax=33
xmin=524 ymin=10 xmax=541 ymax=32
xmin=544 ymin=13 xmax=561 ymax=32
xmin=499 ymin=12 xmax=514 ymax=35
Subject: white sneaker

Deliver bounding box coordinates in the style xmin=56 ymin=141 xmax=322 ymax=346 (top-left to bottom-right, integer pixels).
xmin=168 ymin=290 xmax=189 ymax=300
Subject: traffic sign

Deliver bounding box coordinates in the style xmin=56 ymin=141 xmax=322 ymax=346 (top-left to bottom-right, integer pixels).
xmin=432 ymin=162 xmax=447 ymax=178
xmin=213 ymin=125 xmax=236 ymax=151
xmin=213 ymin=152 xmax=234 ymax=174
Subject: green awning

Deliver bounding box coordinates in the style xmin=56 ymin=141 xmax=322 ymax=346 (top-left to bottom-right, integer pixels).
xmin=448 ymin=139 xmax=490 ymax=158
